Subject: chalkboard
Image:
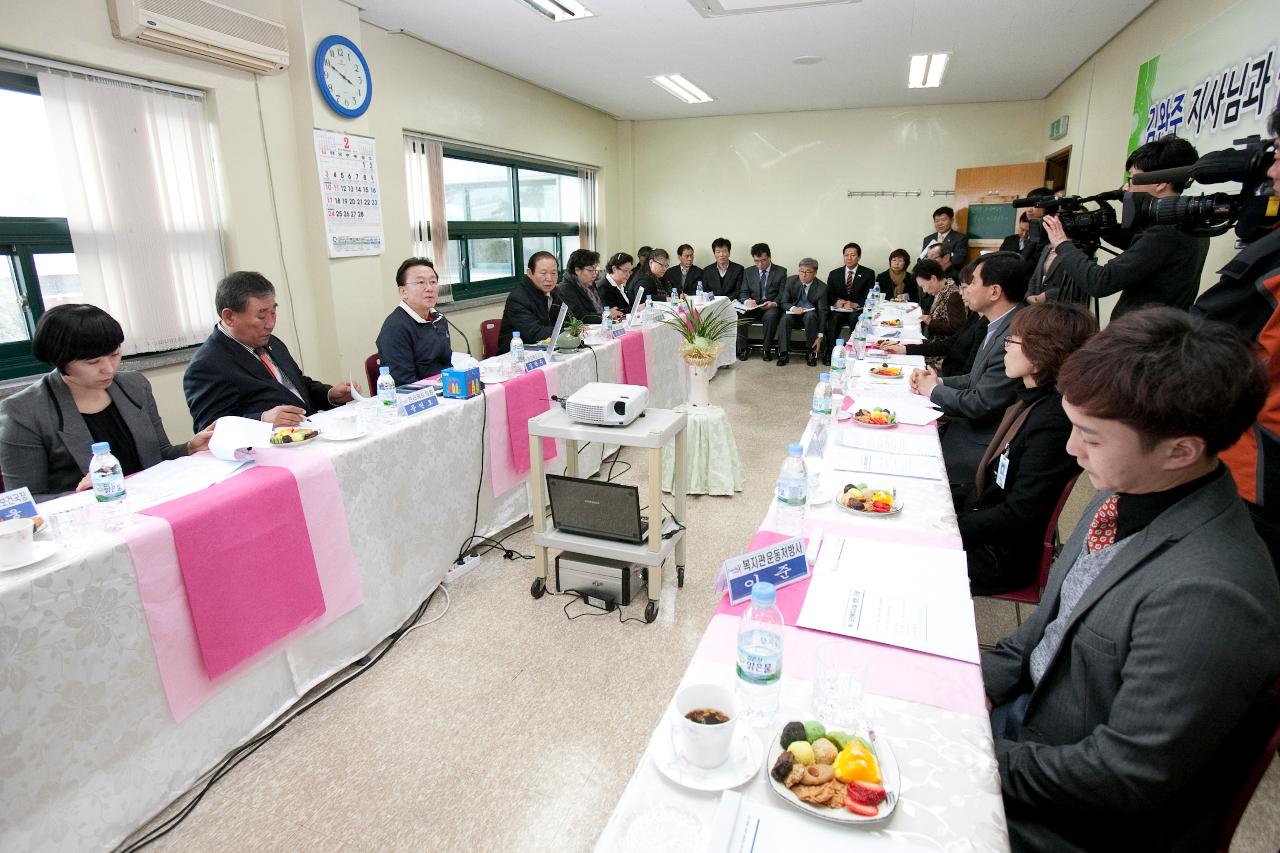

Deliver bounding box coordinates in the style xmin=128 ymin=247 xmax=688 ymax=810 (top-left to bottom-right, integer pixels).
xmin=966 ymin=203 xmax=1015 ymax=240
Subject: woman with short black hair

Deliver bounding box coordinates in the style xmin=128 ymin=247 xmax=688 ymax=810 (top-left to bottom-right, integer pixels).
xmin=558 ymin=249 xmax=623 ymax=324
xmin=0 ymin=304 xmax=214 ymax=500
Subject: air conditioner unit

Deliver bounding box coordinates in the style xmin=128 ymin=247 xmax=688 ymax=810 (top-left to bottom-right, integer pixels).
xmin=107 ymin=0 xmax=289 ymax=75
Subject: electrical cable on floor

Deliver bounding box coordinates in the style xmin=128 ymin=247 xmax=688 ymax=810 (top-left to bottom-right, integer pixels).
xmin=455 ymin=386 xmax=488 ymax=565
xmin=402 ymin=584 xmax=451 ymax=635
xmin=545 ymin=584 xmax=650 ymax=626
xmin=116 ymin=584 xmax=448 ymax=851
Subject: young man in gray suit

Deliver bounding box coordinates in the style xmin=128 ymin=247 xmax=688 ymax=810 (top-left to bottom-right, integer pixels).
xmin=912 ymin=251 xmax=1025 ymax=489
xmin=984 ymin=308 xmax=1279 ymax=852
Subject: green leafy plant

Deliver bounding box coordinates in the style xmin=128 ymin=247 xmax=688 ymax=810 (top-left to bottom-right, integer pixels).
xmin=654 ymin=300 xmax=744 ymax=363
xmin=566 ymin=315 xmax=585 ymax=337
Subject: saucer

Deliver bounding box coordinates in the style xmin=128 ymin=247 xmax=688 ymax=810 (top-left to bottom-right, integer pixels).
xmin=320 ymin=429 xmax=368 ymax=442
xmin=0 ymin=541 xmax=59 ymax=573
xmin=650 ymin=717 xmax=764 ymax=792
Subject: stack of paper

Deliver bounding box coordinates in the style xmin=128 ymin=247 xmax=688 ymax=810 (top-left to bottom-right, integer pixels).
xmin=825 ymin=447 xmax=944 ymax=480
xmin=837 ymin=430 xmax=937 ymax=457
xmin=797 ymin=536 xmax=978 ymax=664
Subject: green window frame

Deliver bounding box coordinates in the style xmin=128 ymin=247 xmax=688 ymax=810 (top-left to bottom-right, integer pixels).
xmin=440 ymin=148 xmax=580 ymax=302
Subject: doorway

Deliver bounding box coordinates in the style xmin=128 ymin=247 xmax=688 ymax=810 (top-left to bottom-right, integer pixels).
xmin=1045 ymin=145 xmax=1071 ymax=193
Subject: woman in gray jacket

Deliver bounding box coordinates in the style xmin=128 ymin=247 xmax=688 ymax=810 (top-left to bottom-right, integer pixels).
xmin=0 ymin=304 xmax=213 ymax=500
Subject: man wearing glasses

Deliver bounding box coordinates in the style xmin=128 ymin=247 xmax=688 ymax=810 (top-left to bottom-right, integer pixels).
xmin=911 ymin=251 xmax=1026 ymax=488
xmin=625 ymin=247 xmax=674 ymax=305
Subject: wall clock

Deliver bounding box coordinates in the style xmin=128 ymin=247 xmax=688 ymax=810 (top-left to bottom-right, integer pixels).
xmin=314 ymin=34 xmax=372 ymax=118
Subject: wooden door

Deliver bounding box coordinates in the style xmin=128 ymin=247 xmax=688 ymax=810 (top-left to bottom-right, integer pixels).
xmin=954 ymin=162 xmax=1047 ymax=262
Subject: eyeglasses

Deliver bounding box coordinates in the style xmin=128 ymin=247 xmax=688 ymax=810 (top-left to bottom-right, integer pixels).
xmin=582 ymin=266 xmax=598 ymax=274
xmin=1003 ymin=335 xmax=1022 ymax=350
xmin=651 ymin=259 xmax=669 ymax=269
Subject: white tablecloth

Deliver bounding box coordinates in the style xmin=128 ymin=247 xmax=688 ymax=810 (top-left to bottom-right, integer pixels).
xmin=0 ymin=326 xmax=690 ymax=852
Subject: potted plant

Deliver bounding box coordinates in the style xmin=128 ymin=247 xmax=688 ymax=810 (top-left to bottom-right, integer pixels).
xmin=654 ymin=301 xmax=742 ymax=406
xmin=556 ymin=315 xmax=585 ymax=352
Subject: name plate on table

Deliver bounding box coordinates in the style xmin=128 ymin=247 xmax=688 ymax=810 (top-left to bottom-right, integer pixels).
xmin=395 ymin=386 xmax=439 ymax=417
xmin=721 ymin=537 xmax=808 ymax=605
xmin=524 ymin=355 xmax=548 ymax=372
xmin=611 ymin=327 xmax=627 ymax=340
xmin=0 ymin=487 xmax=39 ymax=520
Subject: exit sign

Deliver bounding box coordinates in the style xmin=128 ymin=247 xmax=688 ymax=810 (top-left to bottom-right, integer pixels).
xmin=1049 ymin=115 xmax=1069 ymax=140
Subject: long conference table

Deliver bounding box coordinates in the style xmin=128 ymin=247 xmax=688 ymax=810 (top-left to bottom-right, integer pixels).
xmin=0 ymin=303 xmax=722 ymax=852
xmin=595 ymin=308 xmax=1011 ymax=851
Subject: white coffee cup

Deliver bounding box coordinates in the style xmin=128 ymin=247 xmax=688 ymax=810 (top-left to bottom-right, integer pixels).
xmin=329 ymin=408 xmax=358 ymax=439
xmin=671 ymin=683 xmax=738 ymax=769
xmin=0 ymin=517 xmax=36 ymax=566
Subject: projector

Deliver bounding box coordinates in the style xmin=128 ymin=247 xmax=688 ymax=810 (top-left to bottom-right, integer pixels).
xmin=565 ymin=382 xmax=648 ymax=426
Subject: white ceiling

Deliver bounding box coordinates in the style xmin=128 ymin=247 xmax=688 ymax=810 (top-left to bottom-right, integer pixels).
xmin=356 ymin=0 xmax=1154 ymax=121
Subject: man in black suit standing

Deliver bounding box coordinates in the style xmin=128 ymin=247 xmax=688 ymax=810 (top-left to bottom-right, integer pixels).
xmin=665 ymin=244 xmax=703 ymax=295
xmin=998 ymin=213 xmax=1030 ymax=253
xmin=823 ymin=242 xmax=875 ymax=363
xmin=777 ymin=258 xmax=828 ymax=367
xmin=737 ymin=243 xmax=786 ymax=361
xmin=919 ymin=206 xmax=969 ymax=274
xmin=700 ymin=237 xmax=744 ymax=299
xmin=184 ymin=271 xmax=356 ymax=431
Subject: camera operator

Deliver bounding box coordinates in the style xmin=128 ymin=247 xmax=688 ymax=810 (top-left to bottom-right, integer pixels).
xmin=1192 ymin=105 xmax=1280 ymax=570
xmin=1018 ymin=187 xmax=1088 ymax=306
xmin=1042 ymin=136 xmax=1210 ymax=319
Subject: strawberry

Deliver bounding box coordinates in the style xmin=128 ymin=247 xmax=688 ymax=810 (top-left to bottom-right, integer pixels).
xmin=845 ymin=799 xmax=878 ymax=817
xmin=847 ymin=780 xmax=886 ymax=806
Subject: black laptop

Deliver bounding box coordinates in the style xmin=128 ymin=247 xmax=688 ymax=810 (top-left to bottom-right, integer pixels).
xmin=546 ymin=474 xmax=649 ymax=544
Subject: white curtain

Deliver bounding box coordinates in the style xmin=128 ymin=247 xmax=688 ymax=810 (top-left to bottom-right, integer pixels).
xmin=578 ymin=167 xmax=596 ymax=250
xmin=404 ymin=135 xmax=451 ymax=302
xmin=37 ymin=72 xmax=224 ymax=354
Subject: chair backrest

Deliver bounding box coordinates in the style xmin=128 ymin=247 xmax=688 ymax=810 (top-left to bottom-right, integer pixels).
xmin=363 ymin=353 xmax=381 ymax=392
xmin=1215 ymin=677 xmax=1280 ymax=852
xmin=1037 ymin=473 xmax=1080 ymax=590
xmin=480 ymin=319 xmax=501 ymax=361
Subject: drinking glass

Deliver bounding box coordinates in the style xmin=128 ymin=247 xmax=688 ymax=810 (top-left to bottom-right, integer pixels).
xmin=813 ymin=640 xmax=868 ymax=727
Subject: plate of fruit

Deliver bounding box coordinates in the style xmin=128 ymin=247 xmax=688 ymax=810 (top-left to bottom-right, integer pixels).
xmin=868 ymin=364 xmax=903 ymax=378
xmin=878 ymin=318 xmax=904 ymax=328
xmin=766 ymin=719 xmax=899 ymax=824
xmin=268 ymin=427 xmax=319 ymax=447
xmin=852 ymin=407 xmax=897 ymax=428
xmin=837 ymin=484 xmax=901 ymax=516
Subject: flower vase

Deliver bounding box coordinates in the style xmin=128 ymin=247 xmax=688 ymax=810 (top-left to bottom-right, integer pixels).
xmin=686 ymin=357 xmax=714 ymax=407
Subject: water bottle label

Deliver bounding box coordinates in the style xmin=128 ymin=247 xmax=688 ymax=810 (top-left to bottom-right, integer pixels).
xmin=91 ymin=471 xmax=126 ymax=502
xmin=737 ymin=641 xmax=782 ymax=685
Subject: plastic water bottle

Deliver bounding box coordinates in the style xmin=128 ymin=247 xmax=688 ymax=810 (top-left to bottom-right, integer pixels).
xmin=602 ymin=315 xmax=612 ymax=338
xmin=89 ymin=441 xmax=127 ymax=530
xmin=376 ymin=365 xmax=396 ymax=414
xmin=854 ymin=310 xmax=871 ymax=360
xmin=511 ymin=330 xmax=526 ymax=372
xmin=812 ymin=372 xmax=832 ymax=417
xmin=830 ymin=338 xmax=846 ymax=392
xmin=737 ymin=581 xmax=785 ymax=727
xmin=670 ymin=287 xmax=679 ymax=303
xmin=775 ymin=442 xmax=808 ymax=537
xmin=645 ymin=295 xmax=654 ymax=322
xmin=695 ymin=280 xmax=705 ymax=302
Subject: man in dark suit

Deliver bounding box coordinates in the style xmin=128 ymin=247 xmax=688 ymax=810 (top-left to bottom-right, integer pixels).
xmin=664 ymin=244 xmax=703 ymax=295
xmin=998 ymin=213 xmax=1030 ymax=253
xmin=184 ymin=271 xmax=356 ymax=431
xmin=700 ymin=236 xmax=744 ymax=300
xmin=1025 ymin=243 xmax=1088 ymax=306
xmin=984 ymin=308 xmax=1280 ymax=852
xmin=737 ymin=242 xmax=786 ymax=361
xmin=498 ymin=251 xmax=565 ymax=355
xmin=777 ymin=258 xmax=827 ymax=367
xmin=912 ymin=251 xmax=1025 ymax=488
xmin=823 ymin=242 xmax=875 ymax=363
xmin=919 ymin=206 xmax=969 ymax=274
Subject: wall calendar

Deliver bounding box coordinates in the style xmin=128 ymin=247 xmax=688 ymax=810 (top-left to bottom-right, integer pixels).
xmin=313 ymin=128 xmax=384 ymax=258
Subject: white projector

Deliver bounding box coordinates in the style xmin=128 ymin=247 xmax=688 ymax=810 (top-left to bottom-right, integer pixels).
xmin=565 ymin=382 xmax=648 ymax=426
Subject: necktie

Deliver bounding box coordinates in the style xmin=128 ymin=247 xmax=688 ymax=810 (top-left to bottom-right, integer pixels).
xmin=1044 ymin=248 xmax=1056 ymax=273
xmin=681 ymin=268 xmax=687 ymax=287
xmin=846 ymin=268 xmax=853 ymax=290
xmin=1086 ymin=495 xmax=1120 ymax=553
xmin=255 ymin=347 xmax=278 ymax=381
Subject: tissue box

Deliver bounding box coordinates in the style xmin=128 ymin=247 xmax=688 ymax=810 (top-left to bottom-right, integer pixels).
xmin=441 ymin=366 xmax=481 ymax=399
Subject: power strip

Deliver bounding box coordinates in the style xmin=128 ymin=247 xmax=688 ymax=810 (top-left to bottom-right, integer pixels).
xmin=445 ymin=552 xmax=481 ymax=584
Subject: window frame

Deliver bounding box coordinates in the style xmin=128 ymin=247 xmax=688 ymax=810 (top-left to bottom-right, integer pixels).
xmin=440 ymin=147 xmax=581 ymax=302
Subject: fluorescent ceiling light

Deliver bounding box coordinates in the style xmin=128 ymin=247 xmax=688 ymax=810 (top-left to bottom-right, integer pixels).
xmin=517 ymin=0 xmax=594 ymax=22
xmin=651 ymin=74 xmax=715 ymax=104
xmin=908 ymin=53 xmax=949 ymax=88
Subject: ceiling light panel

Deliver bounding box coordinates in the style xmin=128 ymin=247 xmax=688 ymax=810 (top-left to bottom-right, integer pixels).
xmin=517 ymin=0 xmax=594 ymax=22
xmin=908 ymin=53 xmax=949 ymax=88
xmin=651 ymin=74 xmax=715 ymax=104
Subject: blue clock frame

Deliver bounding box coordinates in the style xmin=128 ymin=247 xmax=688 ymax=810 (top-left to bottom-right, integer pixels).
xmin=314 ymin=34 xmax=372 ymax=118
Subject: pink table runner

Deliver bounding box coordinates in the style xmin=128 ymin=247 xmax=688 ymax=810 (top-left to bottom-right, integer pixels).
xmin=504 ymin=369 xmax=559 ymax=475
xmin=620 ymin=329 xmax=649 ymax=387
xmin=124 ymin=450 xmax=363 ymax=721
xmin=487 ymin=368 xmax=561 ymax=496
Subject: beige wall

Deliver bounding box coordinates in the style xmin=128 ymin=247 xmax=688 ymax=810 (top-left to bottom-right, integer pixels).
xmin=629 ymin=102 xmax=1045 ymax=275
xmin=1038 ymin=0 xmax=1243 ymax=320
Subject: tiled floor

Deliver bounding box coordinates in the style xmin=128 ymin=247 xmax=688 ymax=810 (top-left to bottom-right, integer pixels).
xmin=124 ymin=357 xmax=1278 ymax=852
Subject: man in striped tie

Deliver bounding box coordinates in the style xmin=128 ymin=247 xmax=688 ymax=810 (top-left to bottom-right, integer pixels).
xmin=982 ymin=307 xmax=1280 ymax=852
